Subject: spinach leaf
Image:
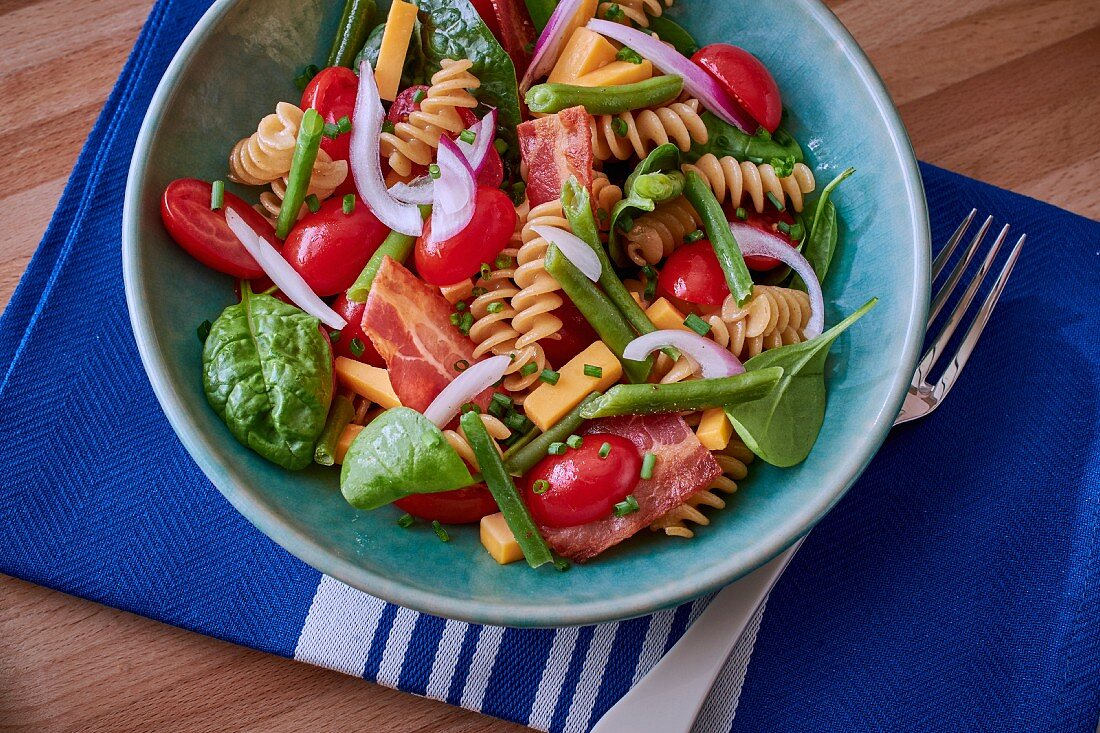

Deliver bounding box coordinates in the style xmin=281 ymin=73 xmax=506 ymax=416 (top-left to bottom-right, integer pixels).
xmin=525 ymin=0 xmax=557 ymax=33
xmin=340 ymin=407 xmax=475 ymax=510
xmin=202 ymin=287 xmax=334 ymax=470
xmin=608 ymin=143 xmax=683 ymax=266
xmin=687 ymin=112 xmax=805 ymax=166
xmin=794 ymin=167 xmax=855 ymax=290
xmin=646 ymin=16 xmax=699 ymax=56
xmin=726 ymin=298 xmax=877 ymax=467
xmin=416 ymin=0 xmax=523 ymax=175
xmin=355 ymin=20 xmax=429 ymax=88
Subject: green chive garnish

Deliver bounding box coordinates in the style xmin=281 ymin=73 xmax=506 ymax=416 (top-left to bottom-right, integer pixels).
xmin=458 ymin=311 xmax=474 ymax=334
xmin=613 ymin=495 xmax=640 ymax=517
xmin=598 ymin=442 xmax=611 ymax=459
xmin=429 ymin=163 xmax=441 ymax=179
xmin=494 ymin=253 xmax=512 ymax=269
xmin=735 ymin=207 xmax=748 ymax=220
xmin=329 ymin=330 xmax=341 ymax=343
xmin=486 ymin=301 xmax=504 ymax=314
xmin=381 ymin=120 xmax=396 ymax=135
xmin=491 ymin=393 xmax=513 ymax=411
xmin=766 ymin=192 xmax=785 ymax=211
xmin=459 ymin=129 xmax=476 ymax=144
xmin=432 ymin=520 xmax=451 ymax=542
xmin=493 ymin=139 xmax=508 ymax=155
xmin=520 ymin=362 xmax=538 ymax=376
xmin=454 ymin=359 xmax=470 ymax=372
xmin=611 ymin=117 xmax=629 ymax=138
xmin=641 ymin=264 xmax=658 ymax=301
xmin=539 ymin=369 xmax=560 ymax=385
xmin=583 ymin=364 xmax=604 ymax=379
xmin=616 ymin=47 xmax=643 ymax=64
xmin=548 ymin=442 xmax=567 ymax=456
xmin=349 ymin=337 xmax=365 ymax=357
xmin=197 ymin=320 xmax=212 ymax=343
xmin=640 ymin=452 xmax=656 ymax=480
xmin=342 ymin=194 xmax=355 ymax=214
xmin=460 ymin=402 xmax=480 ymax=414
xmin=684 ymin=313 xmax=711 ymax=336
xmin=413 ymin=89 xmax=427 ymax=104
xmin=685 ymin=229 xmax=704 ymax=243
xmin=450 ymin=313 xmax=461 ymax=326
xmin=480 ymin=263 xmax=492 ymax=280
xmin=210 ymin=180 xmax=224 ymax=211
xmin=305 ymin=194 xmax=321 ymax=213
xmin=504 ymin=410 xmax=532 ymax=432
xmin=397 ymin=513 xmax=415 ymax=528
xmin=532 ymin=479 xmax=550 ymax=494
xmin=604 ymin=3 xmax=624 ymax=20
xmin=337 ymin=115 xmax=352 ymax=133
xmin=294 ymin=64 xmax=319 ymax=91
xmin=566 ymin=434 xmax=583 ymax=449
xmin=472 ymin=286 xmax=488 ymax=297
xmin=323 ymin=122 xmax=340 ymax=139
xmin=777 ymin=221 xmax=791 ymax=235
xmin=455 ymin=301 xmax=468 ymax=311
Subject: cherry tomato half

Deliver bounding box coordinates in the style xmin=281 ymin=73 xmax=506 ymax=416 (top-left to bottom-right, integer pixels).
xmin=692 ymin=44 xmax=782 ymax=133
xmin=301 ymin=66 xmax=359 ymax=163
xmin=657 ymin=240 xmax=729 ymax=307
xmin=395 ymin=484 xmax=499 ymax=524
xmin=330 ymin=293 xmax=384 ymax=366
xmin=541 ymin=296 xmax=599 ymax=369
xmin=521 ymin=434 xmax=641 ymax=528
xmin=740 ymin=208 xmax=798 ymax=271
xmin=161 ymin=178 xmax=270 ymax=279
xmin=282 ymin=196 xmax=390 ymax=296
xmin=415 ymin=186 xmax=517 ymax=285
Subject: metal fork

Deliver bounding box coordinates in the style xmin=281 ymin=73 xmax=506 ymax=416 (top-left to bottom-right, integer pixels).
xmin=591 ymin=212 xmax=1027 ymax=733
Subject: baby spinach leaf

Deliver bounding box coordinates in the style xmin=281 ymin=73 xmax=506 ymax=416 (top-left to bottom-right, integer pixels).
xmin=202 ymin=287 xmax=334 ymax=470
xmin=726 ymin=297 xmax=877 ymax=467
xmin=646 ymin=16 xmax=699 ymax=56
xmin=525 ymin=0 xmax=557 ymax=33
xmin=794 ymin=167 xmax=855 ymax=290
xmin=687 ymin=112 xmax=805 ymax=165
xmin=416 ymin=0 xmax=523 ymax=175
xmin=608 ymin=143 xmax=683 ymax=266
xmin=355 ymin=20 xmax=429 ymax=88
xmin=340 ymin=407 xmax=475 ymax=510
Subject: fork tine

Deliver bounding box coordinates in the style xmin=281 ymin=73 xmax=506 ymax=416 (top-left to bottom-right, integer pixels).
xmin=932 ymin=209 xmax=977 ymax=281
xmin=932 ymin=234 xmax=1026 ymax=402
xmin=915 ymin=222 xmax=1011 ymax=383
xmin=928 ymin=215 xmax=992 ymax=324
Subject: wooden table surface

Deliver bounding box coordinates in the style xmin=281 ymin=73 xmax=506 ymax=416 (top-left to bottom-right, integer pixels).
xmin=1 ymin=0 xmax=1097 ymax=730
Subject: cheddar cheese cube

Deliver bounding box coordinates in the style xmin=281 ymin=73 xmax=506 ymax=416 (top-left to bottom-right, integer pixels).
xmin=645 ymin=297 xmax=692 ymax=332
xmin=374 ymin=0 xmax=418 ymax=101
xmin=547 ymin=18 xmax=608 ymax=84
xmin=524 ymin=342 xmax=622 ymax=431
xmin=696 ymin=408 xmax=733 ymax=451
xmin=335 ymin=424 xmax=365 ymax=464
xmin=480 ymin=512 xmax=523 ymax=565
xmin=573 ymin=59 xmax=654 ymax=87
xmin=334 ymin=357 xmax=401 ymax=409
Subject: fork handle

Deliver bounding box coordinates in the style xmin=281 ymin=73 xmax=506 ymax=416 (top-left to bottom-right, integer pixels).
xmin=590 ymin=541 xmax=802 ymax=733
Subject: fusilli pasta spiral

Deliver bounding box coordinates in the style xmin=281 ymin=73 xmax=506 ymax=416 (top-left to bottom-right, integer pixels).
xmin=591 ymin=99 xmax=708 ymax=162
xmin=444 ymin=414 xmax=511 ymax=471
xmin=623 ymin=195 xmax=701 ymax=266
xmin=510 ymin=200 xmax=569 ymax=362
xmin=591 ymin=172 xmax=624 ymax=230
xmin=705 ymin=285 xmax=812 ymax=361
xmin=597 ymin=0 xmax=673 ymax=27
xmin=650 ymin=439 xmax=753 ymax=538
xmin=379 ymin=59 xmax=481 ymax=178
xmin=683 ymin=154 xmax=816 ymax=213
xmin=228 ymin=102 xmax=306 ymax=185
xmin=255 ymin=151 xmax=349 ymax=223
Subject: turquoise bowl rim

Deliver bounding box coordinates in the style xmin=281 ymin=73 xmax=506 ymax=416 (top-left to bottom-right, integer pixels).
xmin=122 ymin=0 xmax=930 ymax=627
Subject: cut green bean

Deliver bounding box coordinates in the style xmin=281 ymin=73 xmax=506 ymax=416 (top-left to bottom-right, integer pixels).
xmin=314 ymin=394 xmax=355 ymax=466
xmin=461 ymin=411 xmax=555 ymax=569
xmin=327 ymin=0 xmax=377 ymax=68
xmin=544 ymin=245 xmax=653 ymax=384
xmin=276 ymin=108 xmax=324 ymax=239
xmin=346 ymin=228 xmax=417 ymax=301
xmin=684 ymin=170 xmax=754 ymax=306
xmin=501 ymin=425 xmax=542 ymax=463
xmin=580 ymin=368 xmax=784 ymax=418
xmin=504 ymin=393 xmax=601 ymax=476
xmin=525 ymin=75 xmax=683 ymax=115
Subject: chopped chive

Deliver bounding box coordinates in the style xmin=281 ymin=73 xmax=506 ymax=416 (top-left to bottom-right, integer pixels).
xmin=397 ymin=513 xmax=415 ymax=528
xmin=613 ymin=495 xmax=640 ymax=517
xmin=502 ymin=432 xmax=524 ymax=448
xmin=381 ymin=120 xmax=396 ymax=135
xmin=460 ymin=402 xmax=480 ymax=414
xmin=598 ymin=441 xmax=611 ymax=459
xmin=611 ymin=117 xmax=629 ymax=138
xmin=329 ymin=330 xmax=341 ymax=343
xmin=583 ymin=364 xmax=604 ymax=379
xmin=472 ymin=286 xmax=488 ymax=297
xmin=735 ymin=207 xmax=748 ymax=220
xmin=520 ymin=361 xmax=538 ymax=376
xmin=504 ymin=410 xmax=532 ymax=432
xmin=458 ymin=311 xmax=474 ymax=334
xmin=294 ymin=64 xmax=320 ymax=91
xmin=413 ymin=89 xmax=427 ymax=104
xmin=480 ymin=262 xmax=492 ymax=280
xmin=305 ymin=194 xmax=321 ymax=213
xmin=532 ymin=479 xmax=550 ymax=495
xmin=197 ymin=320 xmax=212 ymax=343
xmin=641 ymin=264 xmax=658 ymax=301
xmin=684 ymin=228 xmax=705 ymax=243
xmin=766 ymin=191 xmax=785 ymax=211
xmin=640 ymin=452 xmax=656 ymax=480
xmin=349 ymin=337 xmax=365 ymax=357
xmin=566 ymin=434 xmax=583 ymax=449
xmin=450 ymin=313 xmax=461 ymax=326
xmin=788 ymin=221 xmax=805 ymax=240
xmin=432 ymin=520 xmax=451 ymax=542
xmin=486 ymin=301 xmax=504 ymax=314
xmin=455 ymin=301 xmax=468 ymax=311
xmin=342 ymin=193 xmax=355 ymax=214
xmin=548 ymin=442 xmax=567 ymax=456
xmin=494 ymin=253 xmax=512 ymax=269
xmin=454 ymin=359 xmax=470 ymax=372
xmin=777 ymin=221 xmax=791 ymax=235
xmin=210 ymin=180 xmax=225 ymax=211
xmin=429 ymin=163 xmax=441 ymax=179
xmin=604 ymin=3 xmax=624 ymax=20
xmin=510 ymin=182 xmax=527 ymax=205
xmin=684 ymin=313 xmax=711 ymax=336
xmin=509 ymin=353 xmax=518 ymax=362
xmin=539 ymin=369 xmax=560 ymax=385
xmin=616 ymin=47 xmax=643 ymax=64
xmin=323 ymin=121 xmax=341 ymax=139
xmin=459 ymin=129 xmax=476 ymax=144
xmin=554 ymin=558 xmax=571 ymax=572
xmin=493 ymin=139 xmax=508 ymax=155
xmin=337 ymin=115 xmax=352 ymax=133
xmin=491 ymin=393 xmax=513 ymax=411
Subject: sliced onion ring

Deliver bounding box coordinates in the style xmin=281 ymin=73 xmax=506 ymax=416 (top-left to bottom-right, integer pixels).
xmin=456 ymin=108 xmax=497 ymax=175
xmin=389 ymin=176 xmax=434 ymax=205
xmin=532 ymin=225 xmax=602 ymax=282
xmin=430 ymin=136 xmax=477 ymax=242
xmin=225 ymin=209 xmax=347 ymax=331
xmin=350 ymin=59 xmax=423 ymax=236
xmin=730 ymin=222 xmax=824 ymax=338
xmin=586 ymin=19 xmax=756 ymax=132
xmin=521 ymin=0 xmax=592 ymax=92
xmin=423 ymin=355 xmax=512 ymax=428
xmin=625 ymin=330 xmax=744 ymax=378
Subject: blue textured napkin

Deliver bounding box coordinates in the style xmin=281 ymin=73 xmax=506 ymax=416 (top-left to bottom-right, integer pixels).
xmin=2 ymin=1 xmax=1098 ymax=731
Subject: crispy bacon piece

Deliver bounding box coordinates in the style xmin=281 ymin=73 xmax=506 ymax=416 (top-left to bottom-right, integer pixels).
xmin=517 ymin=106 xmax=595 ymax=206
xmin=539 ymin=414 xmax=721 ymax=561
xmin=361 ymin=256 xmax=491 ymax=413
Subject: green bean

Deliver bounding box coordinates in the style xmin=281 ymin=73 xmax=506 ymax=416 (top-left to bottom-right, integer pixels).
xmin=314 ymin=395 xmax=356 ymax=466
xmin=525 ymin=75 xmax=684 ymax=115
xmin=275 ymin=108 xmax=324 ymax=239
xmin=631 ymin=171 xmax=685 ymax=202
xmin=346 ymin=229 xmax=416 ymax=301
xmin=501 ymin=426 xmax=542 ymax=465
xmin=684 ymin=170 xmax=754 ymax=306
xmin=688 ymin=112 xmax=805 ymax=165
xmin=544 ymin=245 xmax=654 ymax=384
xmin=461 ymin=412 xmax=555 ymax=569
xmin=503 ymin=393 xmax=602 ymax=477
xmin=327 ymin=0 xmax=377 ymax=68
xmin=580 ymin=368 xmax=784 ymax=419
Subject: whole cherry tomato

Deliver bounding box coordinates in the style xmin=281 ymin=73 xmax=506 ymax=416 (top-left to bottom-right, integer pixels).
xmin=541 ymin=296 xmax=599 ymax=369
xmin=330 ymin=293 xmax=384 ymax=366
xmin=657 ymin=240 xmax=729 ymax=307
xmin=414 ymin=186 xmax=517 ymax=285
xmin=301 ymin=67 xmax=359 ymax=163
xmin=739 ymin=208 xmax=798 ymax=271
xmin=160 ymin=178 xmax=270 ymax=279
xmin=521 ymin=434 xmax=641 ymax=528
xmin=395 ymin=485 xmax=499 ymax=524
xmin=282 ymin=196 xmax=390 ymax=296
xmin=692 ymin=44 xmax=782 ymax=133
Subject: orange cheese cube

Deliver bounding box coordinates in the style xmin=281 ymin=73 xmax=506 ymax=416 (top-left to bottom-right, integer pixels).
xmin=645 ymin=297 xmax=691 ymax=332
xmin=480 ymin=513 xmax=524 ymax=565
xmin=548 ymin=25 xmax=616 ymax=83
xmin=696 ymin=408 xmax=733 ymax=451
xmin=573 ymin=60 xmax=654 ymax=87
xmin=524 ymin=342 xmax=622 ymax=431
xmin=335 ymin=424 xmax=365 ymax=464
xmin=334 ymin=357 xmax=401 ymax=409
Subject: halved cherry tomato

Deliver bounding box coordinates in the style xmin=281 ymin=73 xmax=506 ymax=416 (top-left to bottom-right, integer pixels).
xmin=395 ymin=484 xmax=499 ymax=524
xmin=541 ymin=296 xmax=599 ymax=368
xmin=161 ymin=178 xmax=269 ymax=279
xmin=301 ymin=67 xmax=359 ymax=163
xmin=692 ymin=44 xmax=782 ymax=133
xmin=521 ymin=434 xmax=641 ymax=528
xmin=740 ymin=208 xmax=798 ymax=271
xmin=657 ymin=240 xmax=729 ymax=307
xmin=414 ymin=186 xmax=517 ymax=285
xmin=281 ymin=196 xmax=390 ymax=296
xmin=330 ymin=293 xmax=384 ymax=366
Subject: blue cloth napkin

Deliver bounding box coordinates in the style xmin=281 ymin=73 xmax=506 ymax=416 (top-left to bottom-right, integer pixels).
xmin=2 ymin=1 xmax=1098 ymax=731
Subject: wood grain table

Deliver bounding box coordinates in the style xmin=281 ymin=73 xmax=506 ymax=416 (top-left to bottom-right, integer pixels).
xmin=1 ymin=0 xmax=1097 ymax=730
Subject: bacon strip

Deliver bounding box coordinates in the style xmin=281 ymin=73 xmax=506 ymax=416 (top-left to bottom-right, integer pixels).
xmin=517 ymin=106 xmax=595 ymax=207
xmin=539 ymin=414 xmax=721 ymax=561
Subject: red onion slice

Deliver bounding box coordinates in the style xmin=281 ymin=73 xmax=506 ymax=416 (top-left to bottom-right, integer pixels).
xmin=730 ymin=222 xmax=824 ymax=338
xmin=456 ymin=108 xmax=497 ymax=174
xmin=586 ymin=19 xmax=756 ymax=132
xmin=350 ymin=59 xmax=423 ymax=236
xmin=225 ymin=209 xmax=347 ymax=331
xmin=624 ymin=330 xmax=745 ymax=377
xmin=532 ymin=225 xmax=602 ymax=282
xmin=521 ymin=0 xmax=592 ymax=92
xmin=423 ymin=355 xmax=512 ymax=428
xmin=389 ymin=176 xmax=434 ymax=205
xmin=430 ymin=136 xmax=477 ymax=243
